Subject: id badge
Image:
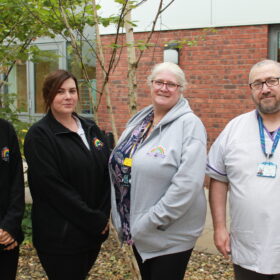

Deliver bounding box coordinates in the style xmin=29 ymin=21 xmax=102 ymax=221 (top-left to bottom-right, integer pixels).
xmin=123 ymin=157 xmax=133 ymax=167
xmin=257 ymin=162 xmax=277 ymax=178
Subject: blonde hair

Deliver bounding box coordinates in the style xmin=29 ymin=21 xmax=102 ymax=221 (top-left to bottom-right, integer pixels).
xmin=147 ymin=62 xmax=187 ymax=92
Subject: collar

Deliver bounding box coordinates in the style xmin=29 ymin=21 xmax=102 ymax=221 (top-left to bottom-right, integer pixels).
xmin=45 ymin=110 xmax=94 ymax=135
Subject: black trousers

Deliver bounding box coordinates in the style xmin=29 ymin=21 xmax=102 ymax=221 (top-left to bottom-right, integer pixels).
xmin=234 ymin=265 xmax=280 ymax=280
xmin=37 ymin=244 xmax=101 ymax=280
xmin=0 ymin=246 xmax=19 ymax=280
xmin=133 ymin=246 xmax=193 ymax=280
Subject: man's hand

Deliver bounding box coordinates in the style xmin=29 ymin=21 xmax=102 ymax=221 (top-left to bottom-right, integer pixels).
xmin=209 ymin=178 xmax=230 ymax=259
xmin=214 ymin=227 xmax=231 ymax=258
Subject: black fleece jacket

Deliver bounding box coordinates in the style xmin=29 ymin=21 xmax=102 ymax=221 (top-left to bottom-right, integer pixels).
xmin=24 ymin=111 xmax=111 ymax=254
xmin=0 ymin=119 xmax=24 ymax=246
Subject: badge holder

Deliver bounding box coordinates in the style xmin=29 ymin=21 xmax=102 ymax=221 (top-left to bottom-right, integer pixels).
xmin=257 ymin=155 xmax=277 ymax=178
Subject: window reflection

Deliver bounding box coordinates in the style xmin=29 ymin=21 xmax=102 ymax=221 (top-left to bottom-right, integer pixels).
xmin=67 ymin=41 xmax=96 ymax=115
xmin=7 ymin=62 xmax=28 ymax=112
xmin=34 ymin=50 xmax=59 ymax=113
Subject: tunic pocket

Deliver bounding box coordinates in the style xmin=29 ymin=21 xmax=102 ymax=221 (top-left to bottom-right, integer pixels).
xmin=231 ymin=230 xmax=258 ymax=267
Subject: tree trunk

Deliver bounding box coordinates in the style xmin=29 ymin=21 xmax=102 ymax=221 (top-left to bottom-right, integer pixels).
xmin=91 ymin=0 xmax=118 ymax=141
xmin=124 ymin=5 xmax=138 ymax=116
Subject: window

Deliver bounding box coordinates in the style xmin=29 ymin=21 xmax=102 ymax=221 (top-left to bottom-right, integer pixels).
xmin=269 ymin=24 xmax=280 ymax=61
xmin=30 ymin=43 xmax=65 ymax=115
xmin=33 ymin=49 xmax=60 ymax=113
xmin=67 ymin=41 xmax=96 ymax=115
xmin=5 ymin=40 xmax=96 ymax=117
xmin=7 ymin=42 xmax=65 ymax=116
xmin=7 ymin=62 xmax=28 ymax=112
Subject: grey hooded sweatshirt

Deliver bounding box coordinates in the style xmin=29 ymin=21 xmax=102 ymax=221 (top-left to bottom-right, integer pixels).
xmin=110 ymin=97 xmax=207 ymax=261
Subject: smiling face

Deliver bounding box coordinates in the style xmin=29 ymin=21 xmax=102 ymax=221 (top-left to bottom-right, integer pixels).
xmin=250 ymin=63 xmax=280 ymax=115
xmin=50 ymin=78 xmax=78 ymax=117
xmin=151 ymin=70 xmax=181 ymax=112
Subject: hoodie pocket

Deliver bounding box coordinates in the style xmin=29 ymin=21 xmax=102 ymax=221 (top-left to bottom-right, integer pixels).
xmin=131 ymin=213 xmax=172 ymax=253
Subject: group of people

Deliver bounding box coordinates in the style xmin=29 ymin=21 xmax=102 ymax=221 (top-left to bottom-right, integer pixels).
xmin=1 ymin=59 xmax=280 ymax=280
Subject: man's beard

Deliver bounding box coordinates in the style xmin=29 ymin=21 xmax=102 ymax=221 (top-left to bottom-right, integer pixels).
xmin=252 ymin=95 xmax=280 ymax=114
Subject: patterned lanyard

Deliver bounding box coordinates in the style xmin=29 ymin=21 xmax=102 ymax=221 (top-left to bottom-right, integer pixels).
xmin=257 ymin=112 xmax=280 ymax=159
xmin=128 ymin=120 xmax=152 ymax=158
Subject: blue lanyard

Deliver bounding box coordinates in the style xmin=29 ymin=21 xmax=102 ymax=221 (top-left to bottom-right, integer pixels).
xmin=257 ymin=112 xmax=280 ymax=159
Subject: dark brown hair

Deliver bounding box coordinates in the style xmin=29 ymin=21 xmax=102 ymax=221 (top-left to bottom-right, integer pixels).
xmin=42 ymin=69 xmax=79 ymax=111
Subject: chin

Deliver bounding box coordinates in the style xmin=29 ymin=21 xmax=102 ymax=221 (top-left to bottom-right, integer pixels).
xmin=259 ymin=105 xmax=280 ymax=114
xmin=60 ymin=110 xmax=74 ymax=115
xmin=155 ymin=103 xmax=172 ymax=111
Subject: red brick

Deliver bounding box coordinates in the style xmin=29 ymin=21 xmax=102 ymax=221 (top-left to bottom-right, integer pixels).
xmin=96 ymin=25 xmax=267 ymax=145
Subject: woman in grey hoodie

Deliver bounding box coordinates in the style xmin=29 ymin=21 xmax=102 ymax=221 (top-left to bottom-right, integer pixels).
xmin=109 ymin=62 xmax=207 ymax=280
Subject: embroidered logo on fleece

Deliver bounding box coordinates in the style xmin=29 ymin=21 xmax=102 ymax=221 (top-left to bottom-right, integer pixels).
xmin=147 ymin=145 xmax=166 ymax=159
xmin=1 ymin=147 xmax=10 ymax=162
xmin=93 ymin=137 xmax=104 ymax=150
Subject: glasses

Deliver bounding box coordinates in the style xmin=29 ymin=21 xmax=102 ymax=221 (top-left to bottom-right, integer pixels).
xmin=249 ymin=77 xmax=280 ymax=91
xmin=152 ymin=80 xmax=181 ymax=91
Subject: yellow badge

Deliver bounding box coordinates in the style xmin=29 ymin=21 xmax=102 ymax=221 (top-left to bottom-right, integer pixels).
xmin=123 ymin=158 xmax=133 ymax=167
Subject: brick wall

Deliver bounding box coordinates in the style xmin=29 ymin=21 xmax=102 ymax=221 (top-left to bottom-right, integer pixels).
xmin=97 ymin=25 xmax=268 ymax=147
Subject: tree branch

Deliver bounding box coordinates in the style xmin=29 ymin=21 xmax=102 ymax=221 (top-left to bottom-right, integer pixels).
xmin=136 ymin=0 xmax=175 ymax=66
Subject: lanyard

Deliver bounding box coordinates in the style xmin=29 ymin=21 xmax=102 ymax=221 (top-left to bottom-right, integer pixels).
xmin=128 ymin=120 xmax=152 ymax=158
xmin=257 ymin=112 xmax=280 ymax=159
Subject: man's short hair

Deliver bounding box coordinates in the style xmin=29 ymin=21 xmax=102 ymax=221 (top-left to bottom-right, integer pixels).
xmin=249 ymin=59 xmax=280 ymax=83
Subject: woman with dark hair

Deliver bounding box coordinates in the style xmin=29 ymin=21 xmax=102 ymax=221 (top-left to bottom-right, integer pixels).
xmin=0 ymin=119 xmax=24 ymax=280
xmin=24 ymin=70 xmax=111 ymax=280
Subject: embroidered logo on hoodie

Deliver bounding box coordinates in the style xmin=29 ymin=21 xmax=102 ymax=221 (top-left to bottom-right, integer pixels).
xmin=93 ymin=137 xmax=104 ymax=150
xmin=147 ymin=145 xmax=166 ymax=158
xmin=1 ymin=147 xmax=10 ymax=162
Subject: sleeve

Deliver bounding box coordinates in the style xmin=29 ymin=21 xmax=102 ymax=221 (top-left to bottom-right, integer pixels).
xmin=0 ymin=123 xmax=25 ymax=240
xmin=24 ymin=130 xmax=108 ymax=236
xmin=206 ymin=126 xmax=229 ymax=183
xmin=95 ymin=128 xmax=111 ymax=217
xmin=141 ymin=117 xmax=207 ymax=229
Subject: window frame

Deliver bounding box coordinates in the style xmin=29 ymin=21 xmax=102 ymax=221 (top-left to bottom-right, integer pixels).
xmin=28 ymin=41 xmax=67 ymax=116
xmin=269 ymin=24 xmax=280 ymax=61
xmin=5 ymin=39 xmax=96 ymax=119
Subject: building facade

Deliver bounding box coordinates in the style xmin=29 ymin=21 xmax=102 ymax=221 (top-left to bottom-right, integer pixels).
xmin=3 ymin=0 xmax=280 ymax=146
xmin=98 ymin=24 xmax=280 ymax=145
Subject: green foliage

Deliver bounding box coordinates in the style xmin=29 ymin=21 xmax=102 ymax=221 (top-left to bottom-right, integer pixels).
xmin=0 ymin=0 xmax=50 ymax=74
xmin=0 ymin=93 xmax=32 ymax=153
xmin=22 ymin=0 xmax=97 ymax=35
xmin=0 ymin=0 xmax=100 ymax=77
xmin=134 ymin=40 xmax=154 ymax=51
xmin=167 ymin=28 xmax=218 ymax=49
xmin=22 ymin=204 xmax=32 ymax=244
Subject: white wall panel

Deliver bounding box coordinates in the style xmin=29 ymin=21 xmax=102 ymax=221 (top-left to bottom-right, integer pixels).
xmin=98 ymin=0 xmax=211 ymax=34
xmin=98 ymin=0 xmax=280 ymax=34
xmin=212 ymin=0 xmax=280 ymax=26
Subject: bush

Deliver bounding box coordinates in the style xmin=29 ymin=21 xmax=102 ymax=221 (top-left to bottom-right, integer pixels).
xmin=22 ymin=204 xmax=32 ymax=244
xmin=0 ymin=93 xmax=32 ymax=153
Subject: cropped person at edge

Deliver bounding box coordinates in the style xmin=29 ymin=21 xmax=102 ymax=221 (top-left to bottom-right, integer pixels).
xmin=24 ymin=70 xmax=111 ymax=280
xmin=109 ymin=62 xmax=207 ymax=280
xmin=0 ymin=118 xmax=25 ymax=280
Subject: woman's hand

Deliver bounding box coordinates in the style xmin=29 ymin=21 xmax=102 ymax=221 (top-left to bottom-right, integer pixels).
xmin=0 ymin=229 xmax=14 ymax=245
xmin=0 ymin=229 xmax=18 ymax=250
xmin=101 ymin=222 xmax=110 ymax=235
xmin=4 ymin=241 xmax=18 ymax=251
